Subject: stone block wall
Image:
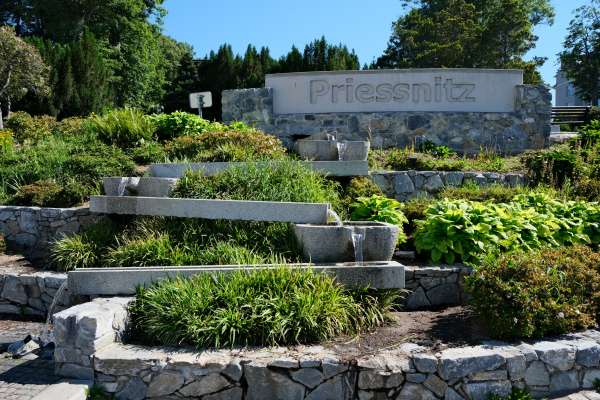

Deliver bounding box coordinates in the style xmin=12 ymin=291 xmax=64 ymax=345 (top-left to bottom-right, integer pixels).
xmin=0 ymin=270 xmax=70 ymax=317
xmin=53 ymin=298 xmax=600 ymax=399
xmin=404 ymin=265 xmax=472 ymax=310
xmin=0 ymin=206 xmax=103 ymax=267
xmin=222 ymin=85 xmax=551 ymax=155
xmin=53 ymin=297 xmax=132 ymax=380
xmin=370 ymin=170 xmax=526 ymax=201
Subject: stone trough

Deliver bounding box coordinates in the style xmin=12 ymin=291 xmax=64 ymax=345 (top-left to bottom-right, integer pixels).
xmin=103 ymin=177 xmax=178 ymax=198
xmin=67 ymin=262 xmax=406 ymax=296
xmin=149 ymin=160 xmax=369 ymax=178
xmin=89 ymin=196 xmax=330 ymax=224
xmin=293 ymin=222 xmax=399 ymax=263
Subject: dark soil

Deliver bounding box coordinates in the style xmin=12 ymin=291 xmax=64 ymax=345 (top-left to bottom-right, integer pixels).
xmin=323 ymin=306 xmax=491 ymax=357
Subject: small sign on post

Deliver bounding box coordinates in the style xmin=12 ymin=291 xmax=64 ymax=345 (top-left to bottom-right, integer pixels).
xmin=189 ymin=92 xmax=212 ymax=118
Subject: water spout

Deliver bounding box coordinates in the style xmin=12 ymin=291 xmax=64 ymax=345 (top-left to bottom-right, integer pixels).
xmin=352 ymin=230 xmax=365 ymax=266
xmin=327 ymin=209 xmax=343 ymax=226
xmin=41 ymin=281 xmax=68 ymax=344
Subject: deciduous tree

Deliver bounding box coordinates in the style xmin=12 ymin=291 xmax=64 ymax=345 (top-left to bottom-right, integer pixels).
xmin=560 ymin=0 xmax=600 ymax=105
xmin=0 ymin=26 xmax=48 ymax=129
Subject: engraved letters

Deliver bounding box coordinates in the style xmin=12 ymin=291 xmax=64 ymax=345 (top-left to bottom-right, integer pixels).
xmin=309 ymin=76 xmax=477 ymax=105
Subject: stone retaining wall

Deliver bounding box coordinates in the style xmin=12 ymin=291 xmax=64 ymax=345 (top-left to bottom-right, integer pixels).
xmin=0 ymin=269 xmax=71 ymax=317
xmin=371 ymin=171 xmax=526 ymax=201
xmin=54 ymin=297 xmax=600 ymax=399
xmin=0 ymin=206 xmax=103 ymax=267
xmin=222 ymin=85 xmax=551 ymax=155
xmin=404 ymin=265 xmax=472 ymax=310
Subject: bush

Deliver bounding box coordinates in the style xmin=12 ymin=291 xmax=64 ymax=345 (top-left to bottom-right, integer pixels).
xmin=578 ymin=120 xmax=600 ymax=148
xmin=150 ymin=111 xmax=213 ymax=141
xmin=414 ymin=194 xmax=600 ymax=263
xmin=129 ymin=267 xmax=397 ymax=347
xmin=172 ymin=161 xmax=340 ymax=206
xmin=521 ymin=145 xmax=580 ymax=187
xmin=9 ymin=179 xmax=87 ymax=208
xmin=89 ymin=108 xmax=154 ymax=148
xmin=351 ymin=195 xmax=408 ymax=244
xmin=338 ymin=177 xmax=383 ymax=217
xmin=130 ymin=141 xmax=166 ymax=164
xmin=5 ymin=111 xmax=55 ymax=143
xmin=0 ymin=234 xmax=6 ymax=254
xmin=466 ymin=246 xmax=600 ymax=339
xmin=438 ymin=182 xmax=529 ymax=203
xmin=0 ymin=129 xmax=14 ymax=152
xmin=165 ymin=129 xmax=287 ymax=162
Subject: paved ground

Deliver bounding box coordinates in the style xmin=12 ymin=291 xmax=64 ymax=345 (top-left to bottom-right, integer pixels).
xmin=0 ymin=318 xmax=61 ymax=400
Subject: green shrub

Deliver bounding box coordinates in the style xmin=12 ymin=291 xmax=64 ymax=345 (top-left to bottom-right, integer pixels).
xmin=338 ymin=177 xmax=383 ymax=217
xmin=418 ymin=140 xmax=456 ymax=158
xmin=61 ymin=143 xmax=136 ymax=184
xmin=439 ymin=182 xmax=529 ymax=203
xmin=369 ymin=148 xmax=521 ymax=173
xmin=130 ymin=141 xmax=166 ymax=164
xmin=0 ymin=234 xmax=6 ymax=254
xmin=521 ymin=145 xmax=580 ymax=187
xmin=0 ymin=129 xmax=14 ymax=152
xmin=578 ymin=120 xmax=600 ymax=148
xmin=9 ymin=179 xmax=87 ymax=208
xmin=466 ymin=246 xmax=600 ymax=339
xmin=89 ymin=108 xmax=154 ymax=148
xmin=129 ymin=267 xmax=398 ymax=347
xmin=172 ymin=161 xmax=340 ymax=206
xmin=415 ymin=194 xmax=600 ymax=263
xmin=150 ymin=111 xmax=212 ymax=141
xmin=351 ymin=195 xmax=408 ymax=244
xmin=165 ymin=129 xmax=287 ymax=162
xmin=5 ymin=112 xmax=55 ymax=143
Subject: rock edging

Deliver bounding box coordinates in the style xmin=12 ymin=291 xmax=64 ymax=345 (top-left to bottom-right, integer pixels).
xmin=371 ymin=170 xmax=526 ymax=201
xmin=53 ymin=297 xmax=600 ymax=399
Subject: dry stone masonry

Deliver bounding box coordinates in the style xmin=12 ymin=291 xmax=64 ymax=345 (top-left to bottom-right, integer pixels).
xmin=404 ymin=265 xmax=472 ymax=310
xmin=0 ymin=269 xmax=71 ymax=317
xmin=53 ymin=297 xmax=600 ymax=400
xmin=370 ymin=171 xmax=526 ymax=201
xmin=222 ymin=78 xmax=551 ymax=155
xmin=0 ymin=206 xmax=103 ymax=267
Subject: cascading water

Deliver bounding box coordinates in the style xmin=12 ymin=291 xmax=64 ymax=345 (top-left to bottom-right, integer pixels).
xmin=336 ymin=142 xmax=348 ymax=161
xmin=351 ymin=230 xmax=365 ymax=266
xmin=41 ymin=281 xmax=68 ymax=344
xmin=327 ymin=209 xmax=343 ymax=226
xmin=117 ymin=177 xmax=128 ymax=196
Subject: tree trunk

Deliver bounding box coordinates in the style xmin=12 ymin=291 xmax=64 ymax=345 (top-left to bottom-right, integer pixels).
xmin=0 ymin=104 xmax=3 ymax=130
xmin=5 ymin=97 xmax=10 ymax=120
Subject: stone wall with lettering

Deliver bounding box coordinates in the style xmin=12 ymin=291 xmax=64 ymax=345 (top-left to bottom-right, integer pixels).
xmin=222 ymin=85 xmax=551 ymax=155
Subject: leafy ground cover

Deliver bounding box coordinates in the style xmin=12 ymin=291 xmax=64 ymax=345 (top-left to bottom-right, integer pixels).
xmin=129 ymin=267 xmax=398 ymax=347
xmin=0 ymin=110 xmax=288 ymax=207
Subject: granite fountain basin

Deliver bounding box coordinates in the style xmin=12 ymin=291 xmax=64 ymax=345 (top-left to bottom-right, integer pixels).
xmin=293 ymin=221 xmax=399 ymax=263
xmin=103 ymin=177 xmax=178 ymax=197
xmin=294 ymin=139 xmax=338 ymax=161
xmin=338 ymin=141 xmax=370 ymax=161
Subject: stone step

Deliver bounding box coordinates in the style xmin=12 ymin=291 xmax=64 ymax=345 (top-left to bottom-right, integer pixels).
xmin=149 ymin=160 xmax=369 ymax=178
xmin=89 ymin=196 xmax=330 ymax=224
xmin=30 ymin=379 xmax=91 ymax=400
xmin=67 ymin=262 xmax=406 ymax=296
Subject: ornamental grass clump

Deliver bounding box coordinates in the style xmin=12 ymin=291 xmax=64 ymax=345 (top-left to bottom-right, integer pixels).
xmin=129 ymin=267 xmax=397 ymax=348
xmin=172 ymin=160 xmax=340 ymax=206
xmin=466 ymin=245 xmax=600 ymax=339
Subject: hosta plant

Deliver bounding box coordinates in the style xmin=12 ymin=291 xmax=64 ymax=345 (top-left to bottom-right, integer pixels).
xmin=351 ymin=195 xmax=408 ymax=244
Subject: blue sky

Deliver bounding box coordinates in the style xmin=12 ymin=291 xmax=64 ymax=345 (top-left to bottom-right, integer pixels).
xmin=162 ymin=0 xmax=590 ymax=96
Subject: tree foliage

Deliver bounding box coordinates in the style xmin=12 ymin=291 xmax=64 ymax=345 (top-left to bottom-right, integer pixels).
xmin=0 ymin=26 xmax=49 ymax=129
xmin=560 ymin=0 xmax=600 ymax=105
xmin=374 ymin=0 xmax=554 ymax=83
